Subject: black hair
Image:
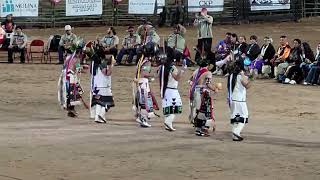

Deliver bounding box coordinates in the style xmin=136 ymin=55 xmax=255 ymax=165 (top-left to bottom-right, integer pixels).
xmin=160 ymin=47 xmax=175 ymax=97
xmin=302 ymin=42 xmax=315 ymax=62
xmin=15 ymin=26 xmax=22 ymax=30
xmin=280 ymin=35 xmax=287 ymax=39
xmin=250 ymin=35 xmax=257 ymax=40
xmin=110 ymin=27 xmax=116 ymax=35
xmin=226 ymin=32 xmax=232 ymax=36
xmin=228 ymin=60 xmax=242 ymax=92
xmin=293 ymin=39 xmax=301 ymax=45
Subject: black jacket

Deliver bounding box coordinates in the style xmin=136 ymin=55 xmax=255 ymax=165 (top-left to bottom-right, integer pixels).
xmin=246 ymin=43 xmax=260 ymax=61
xmin=289 ymin=47 xmax=303 ymax=65
xmin=261 ymin=44 xmax=276 ymax=62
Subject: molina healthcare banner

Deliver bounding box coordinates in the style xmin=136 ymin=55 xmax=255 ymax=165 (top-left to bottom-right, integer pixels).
xmin=188 ymin=0 xmax=224 ymax=12
xmin=128 ymin=0 xmax=165 ymax=14
xmin=66 ymin=0 xmax=103 ymax=16
xmin=0 ymin=0 xmax=38 ymax=17
xmin=250 ymin=0 xmax=290 ymax=11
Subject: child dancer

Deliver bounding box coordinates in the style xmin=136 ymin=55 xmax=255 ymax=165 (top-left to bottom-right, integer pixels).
xmin=159 ymin=48 xmax=187 ymax=131
xmin=228 ymin=61 xmax=250 ymax=141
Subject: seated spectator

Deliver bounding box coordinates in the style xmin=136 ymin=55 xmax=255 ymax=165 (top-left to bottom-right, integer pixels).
xmin=137 ymin=23 xmax=160 ymax=59
xmin=271 ymin=35 xmax=291 ymax=81
xmin=304 ymin=43 xmax=320 ymax=85
xmin=8 ymin=26 xmax=27 ymax=63
xmin=58 ymin=25 xmax=77 ymax=64
xmin=166 ymin=24 xmax=186 ymax=64
xmin=300 ymin=42 xmax=316 ymax=78
xmin=260 ymin=37 xmax=276 ymax=78
xmin=100 ymin=27 xmax=119 ymax=59
xmin=1 ymin=14 xmax=15 ymax=49
xmin=214 ymin=32 xmax=232 ymax=60
xmin=245 ymin=35 xmax=260 ymax=76
xmin=213 ymin=33 xmax=239 ymax=75
xmin=283 ymin=39 xmax=303 ymax=84
xmin=116 ymin=26 xmax=141 ymax=65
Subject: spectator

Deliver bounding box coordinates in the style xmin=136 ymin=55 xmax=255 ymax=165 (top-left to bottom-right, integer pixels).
xmin=271 ymin=35 xmax=291 ymax=80
xmin=245 ymin=35 xmax=260 ymax=77
xmin=283 ymin=39 xmax=303 ymax=84
xmin=304 ymin=43 xmax=320 ymax=85
xmin=194 ymin=8 xmax=214 ymax=64
xmin=166 ymin=24 xmax=186 ymax=64
xmin=1 ymin=14 xmax=15 ymax=33
xmin=116 ymin=26 xmax=141 ymax=65
xmin=58 ymin=25 xmax=77 ymax=64
xmin=8 ymin=26 xmax=27 ymax=63
xmin=100 ymin=27 xmax=119 ymax=59
xmin=1 ymin=14 xmax=16 ymax=49
xmin=261 ymin=37 xmax=276 ymax=78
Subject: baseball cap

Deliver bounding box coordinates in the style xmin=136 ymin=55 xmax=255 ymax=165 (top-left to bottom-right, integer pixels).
xmin=65 ymin=25 xmax=72 ymax=31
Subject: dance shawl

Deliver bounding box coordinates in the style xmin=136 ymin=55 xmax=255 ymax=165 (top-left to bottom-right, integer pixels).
xmin=189 ymin=67 xmax=208 ymax=101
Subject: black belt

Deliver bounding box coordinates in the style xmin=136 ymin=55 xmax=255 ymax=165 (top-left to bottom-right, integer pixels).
xmin=167 ymin=87 xmax=177 ymax=90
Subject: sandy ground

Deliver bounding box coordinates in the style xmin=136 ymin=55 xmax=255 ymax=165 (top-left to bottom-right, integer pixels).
xmin=0 ymin=20 xmax=320 ymax=180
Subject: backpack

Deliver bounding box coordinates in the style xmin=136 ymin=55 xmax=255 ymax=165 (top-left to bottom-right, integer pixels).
xmin=48 ymin=35 xmax=61 ymax=52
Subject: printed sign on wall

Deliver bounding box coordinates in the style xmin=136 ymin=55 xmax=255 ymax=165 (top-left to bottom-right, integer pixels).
xmin=188 ymin=0 xmax=224 ymax=12
xmin=0 ymin=0 xmax=38 ymax=17
xmin=129 ymin=0 xmax=165 ymax=14
xmin=250 ymin=0 xmax=290 ymax=11
xmin=66 ymin=0 xmax=103 ymax=16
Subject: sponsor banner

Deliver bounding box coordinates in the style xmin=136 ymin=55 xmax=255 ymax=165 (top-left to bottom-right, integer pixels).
xmin=129 ymin=0 xmax=165 ymax=14
xmin=250 ymin=0 xmax=290 ymax=11
xmin=66 ymin=0 xmax=103 ymax=16
xmin=0 ymin=0 xmax=38 ymax=17
xmin=188 ymin=0 xmax=224 ymax=12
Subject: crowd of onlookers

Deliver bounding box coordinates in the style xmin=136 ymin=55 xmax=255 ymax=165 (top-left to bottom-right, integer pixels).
xmin=1 ymin=11 xmax=319 ymax=86
xmin=0 ymin=14 xmax=28 ymax=63
xmin=212 ymin=32 xmax=320 ymax=85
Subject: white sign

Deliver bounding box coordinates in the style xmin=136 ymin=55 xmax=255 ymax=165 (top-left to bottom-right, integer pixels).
xmin=188 ymin=0 xmax=224 ymax=12
xmin=66 ymin=0 xmax=102 ymax=16
xmin=0 ymin=0 xmax=38 ymax=17
xmin=128 ymin=0 xmax=155 ymax=14
xmin=250 ymin=0 xmax=290 ymax=11
xmin=156 ymin=0 xmax=165 ymax=14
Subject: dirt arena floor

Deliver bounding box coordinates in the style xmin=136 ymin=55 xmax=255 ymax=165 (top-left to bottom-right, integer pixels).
xmin=0 ymin=19 xmax=320 ymax=180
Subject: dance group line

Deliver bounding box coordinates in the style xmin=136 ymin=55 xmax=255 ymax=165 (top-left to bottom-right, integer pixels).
xmin=57 ymin=8 xmax=319 ymax=141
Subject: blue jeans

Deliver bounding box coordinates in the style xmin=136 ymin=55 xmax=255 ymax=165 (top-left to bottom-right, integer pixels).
xmin=305 ymin=65 xmax=320 ymax=84
xmin=116 ymin=48 xmax=137 ymax=64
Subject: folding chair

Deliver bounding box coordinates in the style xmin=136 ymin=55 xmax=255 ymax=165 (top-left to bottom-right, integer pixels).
xmin=29 ymin=39 xmax=45 ymax=63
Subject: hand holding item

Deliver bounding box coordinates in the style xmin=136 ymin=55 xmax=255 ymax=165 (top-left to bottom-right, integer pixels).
xmin=215 ymin=82 xmax=223 ymax=90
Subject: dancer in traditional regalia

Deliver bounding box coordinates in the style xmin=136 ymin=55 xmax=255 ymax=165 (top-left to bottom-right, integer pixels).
xmin=158 ymin=48 xmax=187 ymax=131
xmin=90 ymin=45 xmax=115 ymax=123
xmin=132 ymin=48 xmax=159 ymax=128
xmin=227 ymin=61 xmax=250 ymax=141
xmin=58 ymin=39 xmax=86 ymax=117
xmin=189 ymin=55 xmax=222 ymax=136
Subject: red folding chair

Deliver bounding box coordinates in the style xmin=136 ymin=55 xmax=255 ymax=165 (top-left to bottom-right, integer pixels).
xmin=29 ymin=39 xmax=45 ymax=63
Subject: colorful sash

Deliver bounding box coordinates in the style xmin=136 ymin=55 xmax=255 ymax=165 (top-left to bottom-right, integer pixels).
xmin=189 ymin=67 xmax=208 ymax=100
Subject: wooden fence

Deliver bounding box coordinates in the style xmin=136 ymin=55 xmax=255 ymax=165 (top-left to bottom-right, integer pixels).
xmin=0 ymin=0 xmax=319 ymax=28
